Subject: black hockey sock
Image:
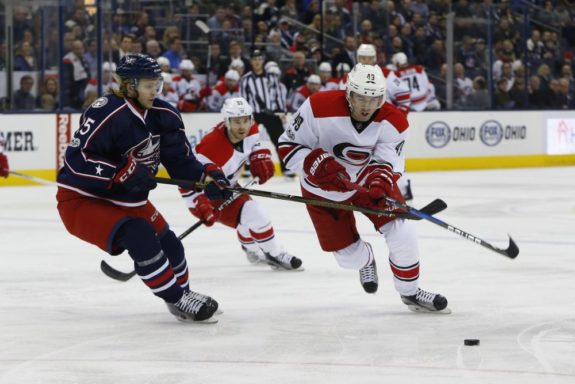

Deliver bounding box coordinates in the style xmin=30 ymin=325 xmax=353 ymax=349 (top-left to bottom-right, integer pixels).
xmin=160 ymin=230 xmax=189 ymax=291
xmin=115 ymin=219 xmax=182 ymax=303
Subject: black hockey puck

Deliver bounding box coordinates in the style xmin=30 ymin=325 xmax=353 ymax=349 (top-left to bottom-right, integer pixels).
xmin=464 ymin=339 xmax=480 ymax=346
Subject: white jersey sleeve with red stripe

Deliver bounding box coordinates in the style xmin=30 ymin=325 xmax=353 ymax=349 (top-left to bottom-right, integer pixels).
xmin=278 ymin=90 xmax=408 ymax=202
xmin=180 ymin=121 xmax=261 ymax=208
xmin=395 ymin=65 xmax=432 ymax=112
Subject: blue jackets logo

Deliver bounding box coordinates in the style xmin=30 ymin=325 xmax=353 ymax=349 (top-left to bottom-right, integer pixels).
xmin=425 ymin=121 xmax=451 ymax=148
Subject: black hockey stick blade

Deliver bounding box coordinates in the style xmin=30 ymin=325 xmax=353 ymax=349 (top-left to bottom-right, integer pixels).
xmin=504 ymin=236 xmax=519 ymax=259
xmin=403 ymin=199 xmax=447 ymax=220
xmin=100 ymin=260 xmax=137 ymax=282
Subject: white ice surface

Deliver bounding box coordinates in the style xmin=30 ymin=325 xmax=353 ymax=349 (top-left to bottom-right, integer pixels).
xmin=0 ymin=167 xmax=574 ymax=384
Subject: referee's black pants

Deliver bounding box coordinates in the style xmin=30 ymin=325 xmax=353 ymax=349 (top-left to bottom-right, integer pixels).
xmin=253 ymin=112 xmax=287 ymax=172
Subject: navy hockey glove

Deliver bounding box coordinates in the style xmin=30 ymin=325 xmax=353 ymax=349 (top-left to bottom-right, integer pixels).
xmin=203 ymin=163 xmax=232 ymax=200
xmin=303 ymin=148 xmax=350 ymax=192
xmin=249 ymin=149 xmax=275 ymax=184
xmin=112 ymin=154 xmax=157 ymax=193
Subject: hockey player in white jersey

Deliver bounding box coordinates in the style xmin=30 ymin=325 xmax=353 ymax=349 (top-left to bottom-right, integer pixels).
xmin=278 ymin=64 xmax=448 ymax=312
xmin=175 ymin=59 xmax=202 ymax=112
xmin=288 ymin=74 xmax=322 ymax=112
xmin=180 ymin=97 xmax=303 ymax=270
xmin=392 ymin=52 xmax=435 ymax=112
xmin=355 ymin=44 xmax=413 ymax=200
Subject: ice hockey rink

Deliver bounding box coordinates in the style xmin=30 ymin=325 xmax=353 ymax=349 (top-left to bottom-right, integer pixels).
xmin=0 ymin=166 xmax=573 ymax=384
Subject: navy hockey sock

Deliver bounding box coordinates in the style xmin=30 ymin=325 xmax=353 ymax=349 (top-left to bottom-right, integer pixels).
xmin=160 ymin=230 xmax=189 ymax=291
xmin=115 ymin=219 xmax=182 ymax=303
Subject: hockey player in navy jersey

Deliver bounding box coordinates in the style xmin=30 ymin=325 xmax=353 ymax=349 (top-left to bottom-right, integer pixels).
xmin=56 ymin=54 xmax=230 ymax=322
xmin=180 ymin=97 xmax=303 ymax=271
xmin=278 ymin=64 xmax=449 ymax=313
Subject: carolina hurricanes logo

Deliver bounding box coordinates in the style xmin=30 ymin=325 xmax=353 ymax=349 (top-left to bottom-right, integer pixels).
xmin=332 ymin=143 xmax=373 ymax=166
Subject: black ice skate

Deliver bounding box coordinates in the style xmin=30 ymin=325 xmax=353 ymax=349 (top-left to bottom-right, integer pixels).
xmin=241 ymin=245 xmax=264 ymax=264
xmin=400 ymin=288 xmax=450 ymax=314
xmin=264 ymin=251 xmax=303 ymax=271
xmin=359 ymin=256 xmax=378 ymax=293
xmin=166 ymin=290 xmax=219 ymax=322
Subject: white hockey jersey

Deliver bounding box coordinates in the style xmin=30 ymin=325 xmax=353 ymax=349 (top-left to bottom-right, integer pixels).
xmin=206 ymin=81 xmax=240 ymax=112
xmin=279 ymin=90 xmax=408 ymax=202
xmin=174 ymin=75 xmax=202 ymax=102
xmin=395 ymin=65 xmax=432 ymax=112
xmin=181 ymin=121 xmax=262 ymax=207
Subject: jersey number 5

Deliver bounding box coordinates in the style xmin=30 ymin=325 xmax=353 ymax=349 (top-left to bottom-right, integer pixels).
xmin=79 ymin=118 xmax=96 ymax=135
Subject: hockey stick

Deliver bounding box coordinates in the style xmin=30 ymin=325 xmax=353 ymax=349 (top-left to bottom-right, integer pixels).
xmin=9 ymin=171 xmax=57 ymax=185
xmin=152 ymin=176 xmax=424 ymax=219
xmin=383 ymin=196 xmax=519 ymax=259
xmin=100 ymin=178 xmax=259 ymax=282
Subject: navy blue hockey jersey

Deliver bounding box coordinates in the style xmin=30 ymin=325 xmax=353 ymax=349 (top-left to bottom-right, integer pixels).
xmin=57 ymin=94 xmax=205 ymax=206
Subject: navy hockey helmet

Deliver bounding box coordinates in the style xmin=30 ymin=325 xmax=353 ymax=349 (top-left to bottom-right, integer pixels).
xmin=116 ymin=54 xmax=162 ymax=80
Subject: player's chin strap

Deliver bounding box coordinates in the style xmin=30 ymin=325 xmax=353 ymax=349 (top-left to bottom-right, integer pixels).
xmin=100 ymin=177 xmax=260 ymax=282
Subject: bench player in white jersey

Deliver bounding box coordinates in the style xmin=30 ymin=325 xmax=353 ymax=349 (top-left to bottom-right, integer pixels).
xmin=355 ymin=44 xmax=414 ymax=200
xmin=392 ymin=52 xmax=434 ymax=112
xmin=180 ymin=97 xmax=303 ymax=271
xmin=174 ymin=59 xmax=202 ymax=112
xmin=278 ymin=64 xmax=448 ymax=312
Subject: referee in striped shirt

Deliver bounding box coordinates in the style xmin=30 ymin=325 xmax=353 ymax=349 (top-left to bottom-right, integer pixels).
xmin=240 ymin=50 xmax=289 ymax=174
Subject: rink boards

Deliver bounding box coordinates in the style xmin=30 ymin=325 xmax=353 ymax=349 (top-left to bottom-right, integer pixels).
xmin=1 ymin=110 xmax=574 ymax=186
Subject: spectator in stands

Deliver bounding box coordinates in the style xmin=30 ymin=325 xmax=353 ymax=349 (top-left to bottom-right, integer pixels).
xmin=62 ymin=39 xmax=91 ymax=110
xmin=282 ymin=50 xmax=312 ymax=93
xmin=39 ymin=94 xmax=56 ymax=111
xmin=266 ymin=30 xmax=284 ymax=64
xmin=229 ymin=58 xmax=246 ymax=78
xmin=218 ymin=40 xmax=250 ymax=78
xmin=528 ymin=75 xmax=550 ymax=109
xmin=494 ymin=78 xmax=514 ymax=110
xmin=333 ymin=35 xmax=357 ymax=69
xmin=558 ymin=78 xmax=574 ymax=109
xmin=112 ymin=34 xmax=135 ymax=64
xmin=145 ymin=39 xmax=163 ymax=60
xmin=208 ymin=5 xmax=227 ymax=38
xmin=13 ymin=6 xmax=32 ymax=44
xmin=14 ymin=41 xmax=36 ymax=71
xmin=13 ymin=75 xmax=36 ymax=110
xmin=280 ymin=0 xmax=298 ymax=20
xmin=130 ymin=11 xmax=151 ymax=39
xmin=37 ymin=77 xmax=59 ymax=110
xmin=278 ymin=17 xmax=295 ymax=49
xmin=162 ymin=26 xmax=180 ymax=50
xmin=424 ymin=38 xmax=445 ymax=75
xmin=526 ymin=29 xmax=546 ymax=69
xmin=163 ymin=37 xmax=184 ymax=70
xmin=463 ymin=76 xmax=490 ymax=109
xmin=509 ymin=77 xmax=527 ymax=109
xmin=454 ymin=63 xmax=473 ymax=106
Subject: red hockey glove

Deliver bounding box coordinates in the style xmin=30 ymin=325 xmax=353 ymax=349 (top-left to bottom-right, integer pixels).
xmin=303 ymin=148 xmax=350 ymax=192
xmin=249 ymin=149 xmax=275 ymax=184
xmin=363 ymin=165 xmax=397 ymax=200
xmin=203 ymin=163 xmax=232 ymax=200
xmin=112 ymin=154 xmax=157 ymax=193
xmin=190 ymin=194 xmax=220 ymax=226
xmin=0 ymin=153 xmax=9 ymax=178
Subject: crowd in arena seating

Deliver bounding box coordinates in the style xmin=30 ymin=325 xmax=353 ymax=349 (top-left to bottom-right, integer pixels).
xmin=1 ymin=0 xmax=574 ymax=112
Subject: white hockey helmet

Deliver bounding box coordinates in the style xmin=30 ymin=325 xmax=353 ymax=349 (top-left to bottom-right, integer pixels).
xmin=224 ymin=69 xmax=240 ymax=81
xmin=307 ymin=74 xmax=321 ymax=85
xmin=222 ymin=97 xmax=253 ymax=126
xmin=392 ymin=52 xmax=408 ymax=67
xmin=265 ymin=61 xmax=281 ymax=76
xmin=161 ymin=72 xmax=173 ymax=85
xmin=336 ymin=62 xmax=351 ymax=73
xmin=356 ymin=44 xmax=376 ymax=60
xmin=318 ymin=62 xmax=332 ymax=73
xmin=179 ymin=59 xmax=194 ymax=71
xmin=156 ymin=56 xmax=170 ymax=67
xmin=102 ymin=61 xmax=117 ymax=72
xmin=346 ymin=63 xmax=386 ymax=102
xmin=264 ymin=61 xmax=279 ymax=72
xmin=230 ymin=58 xmax=245 ymax=69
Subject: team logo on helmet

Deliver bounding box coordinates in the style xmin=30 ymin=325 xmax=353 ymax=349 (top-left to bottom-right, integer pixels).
xmin=332 ymin=143 xmax=372 ymax=166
